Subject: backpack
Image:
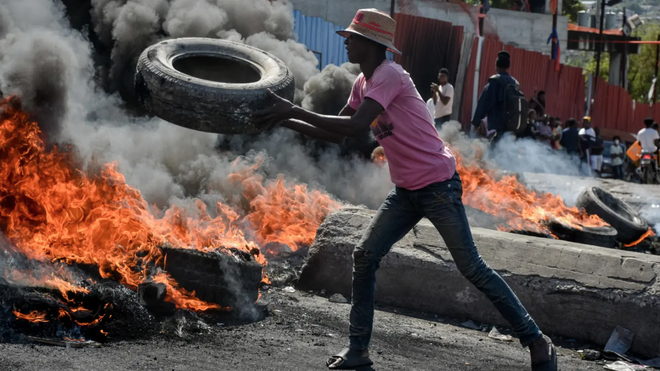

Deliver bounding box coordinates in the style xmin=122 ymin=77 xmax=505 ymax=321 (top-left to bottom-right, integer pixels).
xmin=489 ymin=74 xmax=528 ymax=135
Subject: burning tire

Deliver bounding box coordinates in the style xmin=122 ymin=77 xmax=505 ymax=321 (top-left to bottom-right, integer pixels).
xmin=135 ymin=38 xmax=295 ymax=134
xmin=548 ymin=222 xmax=618 ymax=248
xmin=576 ymin=187 xmax=648 ymax=244
xmin=161 ymin=246 xmax=263 ymax=309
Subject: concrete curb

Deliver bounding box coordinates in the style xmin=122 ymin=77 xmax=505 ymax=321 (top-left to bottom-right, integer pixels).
xmin=298 ymin=208 xmax=660 ymax=357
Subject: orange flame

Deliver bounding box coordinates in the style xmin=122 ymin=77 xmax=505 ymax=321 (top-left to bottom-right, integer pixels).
xmin=74 ymin=314 xmax=105 ymax=327
xmin=0 ymin=96 xmax=338 ymax=318
xmin=13 ymin=310 xmax=49 ymax=323
xmin=624 ymin=228 xmax=655 ymax=248
xmin=454 ymin=151 xmax=607 ymax=234
xmin=371 ymin=146 xmax=387 ymax=167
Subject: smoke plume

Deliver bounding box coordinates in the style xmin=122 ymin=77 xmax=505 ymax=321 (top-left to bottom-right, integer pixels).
xmin=0 ymin=0 xmax=395 ymax=215
xmin=302 ymin=63 xmax=361 ymax=114
xmin=89 ymin=0 xmax=310 ymax=102
xmin=0 ymin=0 xmax=604 ymax=222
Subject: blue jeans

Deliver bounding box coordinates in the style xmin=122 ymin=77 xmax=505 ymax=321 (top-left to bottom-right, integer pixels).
xmin=349 ymin=172 xmax=542 ymax=350
xmin=434 ymin=115 xmax=451 ymax=130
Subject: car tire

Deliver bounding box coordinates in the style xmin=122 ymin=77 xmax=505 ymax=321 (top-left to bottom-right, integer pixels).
xmin=160 ymin=246 xmax=263 ymax=309
xmin=575 ymin=187 xmax=648 ymax=244
xmin=135 ymin=38 xmax=295 ymax=134
xmin=548 ymin=222 xmax=618 ymax=248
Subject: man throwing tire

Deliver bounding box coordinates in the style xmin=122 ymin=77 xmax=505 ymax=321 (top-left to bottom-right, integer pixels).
xmin=254 ymin=9 xmax=557 ymax=371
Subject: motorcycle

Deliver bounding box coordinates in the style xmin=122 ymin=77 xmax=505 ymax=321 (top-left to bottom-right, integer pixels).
xmin=637 ymin=151 xmax=659 ymax=184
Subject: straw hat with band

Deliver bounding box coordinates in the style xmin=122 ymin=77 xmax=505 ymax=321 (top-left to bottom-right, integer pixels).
xmin=336 ymin=9 xmax=402 ymax=55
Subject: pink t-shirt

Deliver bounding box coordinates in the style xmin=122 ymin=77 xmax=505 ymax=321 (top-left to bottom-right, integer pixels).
xmin=348 ymin=60 xmax=456 ymax=190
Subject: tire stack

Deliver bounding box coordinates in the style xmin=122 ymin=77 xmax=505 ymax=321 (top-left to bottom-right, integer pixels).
xmin=575 ymin=187 xmax=650 ymax=246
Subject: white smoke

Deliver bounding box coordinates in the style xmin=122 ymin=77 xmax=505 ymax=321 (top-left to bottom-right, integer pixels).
xmin=89 ymin=0 xmax=310 ymax=101
xmin=244 ymin=32 xmax=319 ymax=102
xmin=302 ymin=63 xmax=361 ymax=114
xmin=163 ymin=0 xmax=228 ymax=38
xmin=0 ymin=0 xmax=395 ymax=212
xmin=436 ymin=121 xmax=597 ymax=207
xmin=1 ymin=0 xmax=602 ymax=218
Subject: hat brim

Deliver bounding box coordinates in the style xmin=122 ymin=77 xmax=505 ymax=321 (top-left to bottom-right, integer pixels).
xmin=337 ymin=29 xmax=402 ymax=55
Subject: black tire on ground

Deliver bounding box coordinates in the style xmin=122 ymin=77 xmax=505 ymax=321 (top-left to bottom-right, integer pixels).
xmin=575 ymin=187 xmax=648 ymax=244
xmin=160 ymin=246 xmax=263 ymax=309
xmin=548 ymin=222 xmax=618 ymax=248
xmin=135 ymin=38 xmax=295 ymax=134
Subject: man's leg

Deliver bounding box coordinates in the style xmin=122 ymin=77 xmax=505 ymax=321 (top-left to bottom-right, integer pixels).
xmin=417 ymin=173 xmax=542 ymax=346
xmin=349 ymin=188 xmax=422 ymax=350
xmin=615 ymin=165 xmax=624 ymax=179
xmin=434 ymin=117 xmax=443 ymax=130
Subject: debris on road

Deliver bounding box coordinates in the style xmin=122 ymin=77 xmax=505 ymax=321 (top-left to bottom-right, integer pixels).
xmin=460 ymin=320 xmax=483 ymax=331
xmin=604 ymin=326 xmax=635 ymax=361
xmin=578 ymin=349 xmax=602 ymax=361
xmin=138 ymin=281 xmax=175 ymax=316
xmin=603 ymin=361 xmax=648 ymax=370
xmin=282 ymin=286 xmax=296 ymax=293
xmin=26 ymin=336 xmax=102 ymax=349
xmin=637 ymin=358 xmax=660 ymax=368
xmin=488 ymin=327 xmax=513 ymax=342
xmin=328 ymin=293 xmax=348 ymax=304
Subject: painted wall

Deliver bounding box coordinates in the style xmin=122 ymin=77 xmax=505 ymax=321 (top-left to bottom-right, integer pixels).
xmin=287 ymin=0 xmax=568 ymax=60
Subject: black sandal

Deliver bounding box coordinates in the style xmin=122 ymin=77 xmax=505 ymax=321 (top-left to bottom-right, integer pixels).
xmin=326 ymin=347 xmax=373 ymax=369
xmin=531 ymin=336 xmax=558 ymax=371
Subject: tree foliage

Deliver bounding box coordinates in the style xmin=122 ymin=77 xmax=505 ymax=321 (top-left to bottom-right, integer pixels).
xmin=462 ymin=0 xmax=584 ymax=16
xmin=562 ymin=0 xmax=585 ymax=23
xmin=566 ymin=23 xmax=660 ymax=103
xmin=628 ymin=23 xmax=660 ymax=102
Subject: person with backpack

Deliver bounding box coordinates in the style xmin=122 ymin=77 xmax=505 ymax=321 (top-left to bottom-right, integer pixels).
xmin=471 ymin=50 xmax=528 ymax=144
xmin=254 ymin=9 xmax=557 ymax=370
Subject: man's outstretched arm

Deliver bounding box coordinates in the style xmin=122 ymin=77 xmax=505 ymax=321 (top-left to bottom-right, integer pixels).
xmin=254 ymin=90 xmax=382 ymax=138
xmin=278 ymin=105 xmax=358 ymax=144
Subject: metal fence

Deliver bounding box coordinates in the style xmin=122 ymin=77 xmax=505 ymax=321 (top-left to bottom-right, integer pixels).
xmin=393 ymin=13 xmax=465 ymax=102
xmin=591 ymin=77 xmax=660 ymax=133
xmin=461 ymin=36 xmax=586 ymax=130
xmin=292 ymin=9 xmax=660 ymax=135
xmin=293 ymin=10 xmax=349 ymax=70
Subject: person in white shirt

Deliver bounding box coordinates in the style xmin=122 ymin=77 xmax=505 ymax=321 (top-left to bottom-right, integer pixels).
xmin=578 ymin=116 xmax=596 ymax=174
xmin=430 ymin=68 xmax=454 ymax=129
xmin=610 ymin=135 xmax=625 ymax=180
xmin=637 ymin=117 xmax=660 ymax=153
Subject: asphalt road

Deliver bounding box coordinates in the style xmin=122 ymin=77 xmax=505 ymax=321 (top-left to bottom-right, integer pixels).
xmin=0 ymin=288 xmax=609 ymax=371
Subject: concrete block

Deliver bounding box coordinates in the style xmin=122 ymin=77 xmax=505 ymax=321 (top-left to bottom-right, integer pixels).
xmin=298 ymin=208 xmax=660 ymax=357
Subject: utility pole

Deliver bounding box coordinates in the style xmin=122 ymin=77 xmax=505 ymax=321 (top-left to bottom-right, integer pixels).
xmin=594 ymin=0 xmax=606 ymax=89
xmin=655 ymin=34 xmax=660 ymax=105
xmin=551 ymin=1 xmax=558 ymax=57
xmin=621 ymin=8 xmax=627 ymax=88
xmin=390 ymin=0 xmax=395 ymax=17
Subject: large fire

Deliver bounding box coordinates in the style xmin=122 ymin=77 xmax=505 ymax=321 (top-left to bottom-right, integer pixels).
xmin=455 ymin=150 xmax=607 ymax=234
xmin=0 ymin=95 xmax=609 ymax=333
xmin=0 ymin=97 xmax=339 ymax=324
